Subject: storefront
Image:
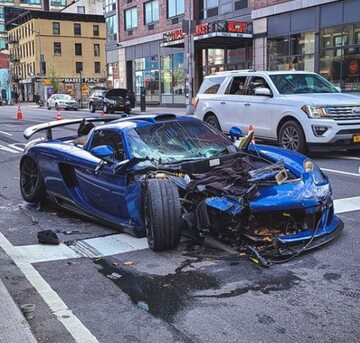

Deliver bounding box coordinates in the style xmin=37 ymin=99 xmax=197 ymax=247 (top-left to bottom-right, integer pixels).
xmin=263 ymin=0 xmax=360 ymax=93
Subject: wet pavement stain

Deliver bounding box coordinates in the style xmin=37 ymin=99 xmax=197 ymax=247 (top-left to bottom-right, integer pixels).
xmin=323 ymin=272 xmax=341 ymax=281
xmin=193 ymin=271 xmax=302 ymax=299
xmin=94 ymin=258 xmax=221 ymax=322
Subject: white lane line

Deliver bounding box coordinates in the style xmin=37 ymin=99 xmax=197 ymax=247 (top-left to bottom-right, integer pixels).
xmin=334 ymin=196 xmax=360 ymax=214
xmin=0 ymin=233 xmax=99 ymax=343
xmin=321 ymin=168 xmax=360 ymax=177
xmin=0 ymin=144 xmax=20 ymax=154
xmin=8 ymin=143 xmax=25 ymax=152
xmin=328 ymin=154 xmax=360 ymax=161
xmin=0 ymin=130 xmax=12 ymax=136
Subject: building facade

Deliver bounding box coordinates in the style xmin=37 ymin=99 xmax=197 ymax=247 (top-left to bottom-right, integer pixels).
xmin=6 ymin=9 xmax=105 ymax=102
xmin=252 ymin=0 xmax=360 ymax=93
xmin=107 ymin=0 xmax=254 ymax=106
xmin=0 ymin=0 xmax=72 ymax=102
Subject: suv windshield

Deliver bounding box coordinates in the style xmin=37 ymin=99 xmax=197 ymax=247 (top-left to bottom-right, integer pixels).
xmin=270 ymin=74 xmax=339 ymax=94
xmin=126 ymin=120 xmax=231 ymax=163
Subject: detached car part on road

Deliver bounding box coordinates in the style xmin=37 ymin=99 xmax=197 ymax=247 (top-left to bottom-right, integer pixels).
xmin=20 ymin=115 xmax=343 ymax=264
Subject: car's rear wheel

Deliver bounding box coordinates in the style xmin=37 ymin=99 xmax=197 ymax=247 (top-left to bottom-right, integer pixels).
xmin=205 ymin=114 xmax=221 ymax=131
xmin=144 ymin=179 xmax=181 ymax=251
xmin=89 ymin=103 xmax=95 ymax=113
xmin=20 ymin=157 xmax=46 ymax=203
xmin=279 ymin=120 xmax=306 ymax=153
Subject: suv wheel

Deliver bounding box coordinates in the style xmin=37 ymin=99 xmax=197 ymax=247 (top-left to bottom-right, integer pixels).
xmin=205 ymin=114 xmax=221 ymax=131
xmin=89 ymin=103 xmax=95 ymax=113
xmin=279 ymin=120 xmax=306 ymax=153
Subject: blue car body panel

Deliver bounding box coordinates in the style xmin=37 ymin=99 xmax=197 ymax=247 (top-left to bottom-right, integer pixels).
xmin=22 ymin=114 xmax=342 ymax=245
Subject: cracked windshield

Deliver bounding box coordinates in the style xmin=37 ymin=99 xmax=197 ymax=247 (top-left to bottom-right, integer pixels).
xmin=126 ymin=120 xmax=231 ymax=163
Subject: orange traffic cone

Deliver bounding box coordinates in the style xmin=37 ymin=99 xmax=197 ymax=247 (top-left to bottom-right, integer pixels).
xmin=16 ymin=105 xmax=23 ymax=120
xmin=55 ymin=109 xmax=63 ymax=120
xmin=248 ymin=124 xmax=255 ymax=144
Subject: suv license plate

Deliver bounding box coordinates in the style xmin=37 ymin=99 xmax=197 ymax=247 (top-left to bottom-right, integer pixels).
xmin=353 ymin=135 xmax=360 ymax=143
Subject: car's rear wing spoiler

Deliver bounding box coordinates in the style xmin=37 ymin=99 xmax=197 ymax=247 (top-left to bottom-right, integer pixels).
xmin=23 ymin=117 xmax=121 ymax=140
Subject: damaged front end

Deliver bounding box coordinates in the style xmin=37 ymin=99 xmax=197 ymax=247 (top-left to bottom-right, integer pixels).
xmin=146 ymin=153 xmax=343 ymax=265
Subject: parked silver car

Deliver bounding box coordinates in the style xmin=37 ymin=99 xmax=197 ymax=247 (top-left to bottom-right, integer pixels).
xmin=47 ymin=94 xmax=79 ymax=110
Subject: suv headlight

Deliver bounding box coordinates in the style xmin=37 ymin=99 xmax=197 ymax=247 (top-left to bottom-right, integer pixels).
xmin=302 ymin=105 xmax=327 ymax=119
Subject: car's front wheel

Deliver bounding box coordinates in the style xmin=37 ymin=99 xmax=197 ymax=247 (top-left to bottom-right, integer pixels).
xmin=144 ymin=179 xmax=181 ymax=251
xmin=205 ymin=114 xmax=221 ymax=131
xmin=89 ymin=103 xmax=95 ymax=113
xmin=20 ymin=157 xmax=46 ymax=203
xmin=279 ymin=120 xmax=306 ymax=153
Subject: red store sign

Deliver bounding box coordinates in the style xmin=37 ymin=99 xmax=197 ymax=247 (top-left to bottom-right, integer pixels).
xmin=163 ymin=29 xmax=185 ymax=43
xmin=195 ymin=23 xmax=209 ymax=36
xmin=227 ymin=21 xmax=247 ymax=33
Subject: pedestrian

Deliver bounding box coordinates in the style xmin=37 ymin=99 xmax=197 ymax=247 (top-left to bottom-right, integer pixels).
xmin=14 ymin=91 xmax=19 ymax=104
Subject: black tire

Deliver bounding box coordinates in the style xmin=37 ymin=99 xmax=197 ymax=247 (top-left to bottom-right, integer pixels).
xmin=20 ymin=157 xmax=46 ymax=203
xmin=144 ymin=179 xmax=181 ymax=251
xmin=103 ymin=104 xmax=109 ymax=114
xmin=205 ymin=114 xmax=221 ymax=131
xmin=55 ymin=103 xmax=59 ymax=110
xmin=47 ymin=102 xmax=51 ymax=110
xmin=89 ymin=103 xmax=95 ymax=113
xmin=279 ymin=120 xmax=306 ymax=153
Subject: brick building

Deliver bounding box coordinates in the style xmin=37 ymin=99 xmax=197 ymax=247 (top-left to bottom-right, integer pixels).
xmin=109 ymin=0 xmax=254 ymax=106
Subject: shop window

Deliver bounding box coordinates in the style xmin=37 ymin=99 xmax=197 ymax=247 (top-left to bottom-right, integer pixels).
xmin=125 ymin=7 xmax=138 ymax=30
xmin=145 ymin=1 xmax=159 ymax=24
xmin=52 ymin=22 xmax=60 ymax=34
xmin=20 ymin=0 xmax=40 ymax=4
xmin=75 ymin=43 xmax=82 ymax=56
xmin=0 ymin=24 xmax=4 ymax=33
xmin=94 ymin=44 xmax=100 ymax=56
xmin=168 ymin=0 xmax=184 ymax=18
xmin=135 ymin=56 xmax=160 ymax=103
xmin=76 ymin=62 xmax=83 ymax=74
xmin=54 ymin=42 xmax=61 ymax=55
xmin=208 ymin=49 xmax=225 ymax=66
xmin=74 ymin=23 xmax=81 ymax=35
xmin=93 ymin=25 xmax=99 ymax=36
xmin=51 ymin=0 xmax=66 ymax=5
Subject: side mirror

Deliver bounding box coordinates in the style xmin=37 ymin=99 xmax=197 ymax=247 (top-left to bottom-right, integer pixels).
xmin=90 ymin=145 xmax=114 ymax=159
xmin=230 ymin=127 xmax=243 ymax=142
xmin=255 ymin=87 xmax=272 ymax=97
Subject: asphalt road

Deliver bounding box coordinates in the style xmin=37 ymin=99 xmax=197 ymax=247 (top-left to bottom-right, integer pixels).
xmin=0 ymin=103 xmax=359 ymax=343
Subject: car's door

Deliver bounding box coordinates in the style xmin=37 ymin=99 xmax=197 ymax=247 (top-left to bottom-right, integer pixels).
xmin=218 ymin=76 xmax=249 ymax=132
xmin=74 ymin=129 xmax=129 ymax=219
xmin=242 ymin=76 xmax=274 ymax=139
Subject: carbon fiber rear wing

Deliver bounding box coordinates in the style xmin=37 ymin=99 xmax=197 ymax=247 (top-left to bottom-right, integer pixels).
xmin=23 ymin=117 xmax=121 ymax=140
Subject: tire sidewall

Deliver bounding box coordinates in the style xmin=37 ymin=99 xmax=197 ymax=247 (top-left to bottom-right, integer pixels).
xmin=279 ymin=120 xmax=306 ymax=153
xmin=20 ymin=157 xmax=45 ymax=203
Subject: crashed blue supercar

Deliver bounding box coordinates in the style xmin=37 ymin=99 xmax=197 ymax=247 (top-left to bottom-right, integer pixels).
xmin=20 ymin=114 xmax=343 ymax=263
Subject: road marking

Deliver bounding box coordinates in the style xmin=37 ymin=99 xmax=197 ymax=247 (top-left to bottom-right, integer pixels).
xmin=0 ymin=144 xmax=20 ymax=154
xmin=334 ymin=196 xmax=360 ymax=214
xmin=8 ymin=143 xmax=25 ymax=152
xmin=321 ymin=168 xmax=360 ymax=177
xmin=328 ymin=154 xmax=360 ymax=161
xmin=0 ymin=232 xmax=99 ymax=343
xmin=0 ymin=130 xmax=12 ymax=136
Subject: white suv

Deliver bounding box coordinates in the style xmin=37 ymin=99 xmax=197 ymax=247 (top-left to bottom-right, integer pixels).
xmin=193 ymin=70 xmax=360 ymax=153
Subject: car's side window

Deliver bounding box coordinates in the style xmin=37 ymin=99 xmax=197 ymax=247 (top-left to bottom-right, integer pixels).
xmin=246 ymin=77 xmax=271 ymax=95
xmin=89 ymin=130 xmax=125 ymax=160
xmin=198 ymin=77 xmax=225 ymax=94
xmin=225 ymin=76 xmax=247 ymax=95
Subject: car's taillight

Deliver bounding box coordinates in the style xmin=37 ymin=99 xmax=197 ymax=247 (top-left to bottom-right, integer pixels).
xmin=193 ymin=97 xmax=199 ymax=111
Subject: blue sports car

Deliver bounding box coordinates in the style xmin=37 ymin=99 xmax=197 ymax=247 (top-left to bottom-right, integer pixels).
xmin=20 ymin=114 xmax=343 ymax=264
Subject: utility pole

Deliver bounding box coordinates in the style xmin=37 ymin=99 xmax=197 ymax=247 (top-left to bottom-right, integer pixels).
xmin=185 ymin=0 xmax=194 ymax=115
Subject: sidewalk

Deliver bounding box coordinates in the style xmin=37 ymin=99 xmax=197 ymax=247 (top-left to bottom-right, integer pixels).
xmin=0 ymin=278 xmax=37 ymax=343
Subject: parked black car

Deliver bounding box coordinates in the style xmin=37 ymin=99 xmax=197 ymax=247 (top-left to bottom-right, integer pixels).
xmin=89 ymin=88 xmax=135 ymax=114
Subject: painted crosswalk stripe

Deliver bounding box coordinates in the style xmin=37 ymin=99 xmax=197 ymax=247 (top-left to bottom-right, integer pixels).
xmin=333 ymin=196 xmax=360 ymax=214
xmin=0 ymin=232 xmax=99 ymax=343
xmin=321 ymin=168 xmax=360 ymax=177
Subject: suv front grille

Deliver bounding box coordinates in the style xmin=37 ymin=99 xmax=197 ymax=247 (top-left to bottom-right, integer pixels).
xmin=325 ymin=106 xmax=360 ymax=120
